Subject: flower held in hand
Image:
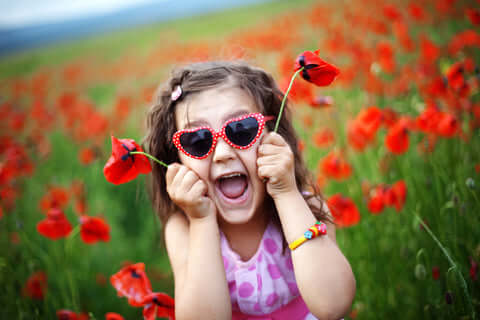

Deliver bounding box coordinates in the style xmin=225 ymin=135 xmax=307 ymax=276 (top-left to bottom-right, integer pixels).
xmin=294 ymin=50 xmax=340 ymax=86
xmin=103 ymin=136 xmax=152 ymax=185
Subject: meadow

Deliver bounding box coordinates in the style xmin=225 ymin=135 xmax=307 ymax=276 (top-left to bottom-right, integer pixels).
xmin=0 ymin=0 xmax=479 ymax=319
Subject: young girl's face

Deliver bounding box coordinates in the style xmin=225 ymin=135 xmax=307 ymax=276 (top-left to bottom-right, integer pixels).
xmin=174 ymin=84 xmax=268 ymax=225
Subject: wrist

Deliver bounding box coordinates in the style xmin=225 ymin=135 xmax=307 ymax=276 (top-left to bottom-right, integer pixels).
xmin=271 ymin=186 xmax=301 ymax=202
xmin=188 ymin=212 xmax=217 ymax=226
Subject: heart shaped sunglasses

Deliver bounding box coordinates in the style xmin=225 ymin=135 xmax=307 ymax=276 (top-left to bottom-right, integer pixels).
xmin=172 ymin=113 xmax=275 ymax=159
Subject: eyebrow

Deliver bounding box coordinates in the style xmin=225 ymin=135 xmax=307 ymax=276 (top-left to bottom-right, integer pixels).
xmin=183 ymin=109 xmax=252 ymax=129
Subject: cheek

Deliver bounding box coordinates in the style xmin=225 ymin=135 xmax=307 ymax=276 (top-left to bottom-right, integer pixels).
xmin=242 ymin=146 xmax=260 ymax=172
xmin=179 ymin=153 xmax=210 ymax=181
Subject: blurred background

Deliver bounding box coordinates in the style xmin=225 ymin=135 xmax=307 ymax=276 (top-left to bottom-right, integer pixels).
xmin=0 ymin=0 xmax=479 ymax=319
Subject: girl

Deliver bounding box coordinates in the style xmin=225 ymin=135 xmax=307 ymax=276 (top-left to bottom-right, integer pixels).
xmin=143 ymin=61 xmax=355 ymax=320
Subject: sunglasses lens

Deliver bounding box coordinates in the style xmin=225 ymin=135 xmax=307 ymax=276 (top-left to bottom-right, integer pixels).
xmin=225 ymin=117 xmax=259 ymax=147
xmin=180 ymin=129 xmax=213 ymax=157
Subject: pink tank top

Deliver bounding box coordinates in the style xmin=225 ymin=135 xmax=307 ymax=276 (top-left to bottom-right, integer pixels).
xmin=220 ymin=222 xmax=318 ymax=320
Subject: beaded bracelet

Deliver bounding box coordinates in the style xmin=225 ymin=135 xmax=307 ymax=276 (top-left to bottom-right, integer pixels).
xmin=288 ymin=221 xmax=327 ymax=250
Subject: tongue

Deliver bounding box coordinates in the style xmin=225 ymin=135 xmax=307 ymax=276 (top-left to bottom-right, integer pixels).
xmin=219 ymin=176 xmax=247 ymax=199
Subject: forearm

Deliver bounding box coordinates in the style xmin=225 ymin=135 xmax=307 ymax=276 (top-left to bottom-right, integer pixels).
xmin=176 ymin=215 xmax=232 ymax=320
xmin=274 ymin=190 xmax=356 ymax=320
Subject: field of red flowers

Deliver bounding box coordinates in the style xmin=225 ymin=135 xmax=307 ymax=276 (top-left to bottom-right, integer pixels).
xmin=1 ymin=0 xmax=479 ymax=319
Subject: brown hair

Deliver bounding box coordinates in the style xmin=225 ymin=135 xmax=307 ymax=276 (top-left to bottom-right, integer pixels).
xmin=143 ymin=61 xmax=331 ymax=243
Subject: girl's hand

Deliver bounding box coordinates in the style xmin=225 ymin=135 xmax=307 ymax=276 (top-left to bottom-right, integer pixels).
xmin=166 ymin=163 xmax=216 ymax=220
xmin=257 ymin=132 xmax=297 ymax=199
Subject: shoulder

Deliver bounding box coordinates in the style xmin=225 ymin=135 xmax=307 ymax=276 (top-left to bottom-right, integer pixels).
xmin=306 ymin=195 xmax=337 ymax=243
xmin=164 ymin=212 xmax=189 ymax=286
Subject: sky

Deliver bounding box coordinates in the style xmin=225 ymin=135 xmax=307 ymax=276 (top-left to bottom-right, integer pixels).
xmin=0 ymin=0 xmax=165 ymax=28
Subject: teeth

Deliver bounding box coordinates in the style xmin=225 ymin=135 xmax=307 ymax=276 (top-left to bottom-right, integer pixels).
xmin=220 ymin=173 xmax=243 ymax=179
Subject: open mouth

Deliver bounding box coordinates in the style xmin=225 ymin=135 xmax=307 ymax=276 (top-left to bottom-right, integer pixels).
xmin=215 ymin=173 xmax=249 ymax=203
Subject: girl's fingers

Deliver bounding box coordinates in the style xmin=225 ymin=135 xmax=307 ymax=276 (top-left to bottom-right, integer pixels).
xmin=257 ymin=154 xmax=284 ymax=167
xmin=165 ymin=162 xmax=181 ymax=186
xmin=189 ymin=179 xmax=208 ymax=198
xmin=261 ymin=132 xmax=288 ymax=147
xmin=169 ymin=165 xmax=189 ymax=191
xmin=258 ymin=164 xmax=278 ymax=180
xmin=179 ymin=170 xmax=202 ymax=192
xmin=258 ymin=143 xmax=286 ymax=156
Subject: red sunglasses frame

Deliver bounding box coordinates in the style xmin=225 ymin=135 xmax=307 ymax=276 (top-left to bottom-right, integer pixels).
xmin=172 ymin=113 xmax=274 ymax=159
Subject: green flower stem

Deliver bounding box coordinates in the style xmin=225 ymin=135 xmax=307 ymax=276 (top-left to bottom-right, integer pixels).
xmin=415 ymin=213 xmax=475 ymax=320
xmin=130 ymin=151 xmax=168 ymax=168
xmin=274 ymin=67 xmax=304 ymax=133
xmin=65 ymin=225 xmax=80 ymax=312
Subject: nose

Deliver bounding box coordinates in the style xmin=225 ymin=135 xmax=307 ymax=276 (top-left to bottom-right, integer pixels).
xmin=212 ymin=137 xmax=236 ymax=163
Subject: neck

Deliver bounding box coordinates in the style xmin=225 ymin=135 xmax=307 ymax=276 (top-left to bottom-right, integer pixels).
xmin=219 ymin=203 xmax=273 ymax=261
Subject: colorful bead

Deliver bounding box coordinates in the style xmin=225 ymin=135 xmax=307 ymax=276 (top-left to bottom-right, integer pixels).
xmin=304 ymin=230 xmax=313 ymax=239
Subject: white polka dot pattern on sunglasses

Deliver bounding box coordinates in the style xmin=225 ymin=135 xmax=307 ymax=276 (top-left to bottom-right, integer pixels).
xmin=172 ymin=113 xmax=274 ymax=159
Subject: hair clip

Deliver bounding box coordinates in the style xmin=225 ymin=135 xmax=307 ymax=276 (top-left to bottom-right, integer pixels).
xmin=171 ymin=85 xmax=182 ymax=102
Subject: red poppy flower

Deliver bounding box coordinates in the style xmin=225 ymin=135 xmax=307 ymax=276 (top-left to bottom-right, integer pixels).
xmin=79 ymin=147 xmax=96 ymax=165
xmin=114 ymin=96 xmax=132 ymax=121
xmin=347 ymin=121 xmax=369 ymax=151
xmin=278 ymin=52 xmax=295 ymax=77
xmin=39 ymin=186 xmax=70 ymax=213
xmin=23 ymin=271 xmax=47 ymax=300
xmin=466 ymin=8 xmax=480 ymax=25
xmin=385 ymin=118 xmax=411 ymax=154
xmin=377 ymin=42 xmax=395 ymax=73
xmin=384 ymin=180 xmax=407 ymax=211
xmin=407 ymin=3 xmax=425 ymax=21
xmin=383 ymin=4 xmax=402 ymax=21
xmin=432 ymin=266 xmax=440 ymax=280
xmin=420 ymin=35 xmax=440 ymax=63
xmin=393 ymin=20 xmax=414 ymax=52
xmin=298 ymin=139 xmax=305 ymax=152
xmin=436 ymin=113 xmax=459 ymax=137
xmin=423 ymin=77 xmax=448 ymax=97
xmin=80 ymin=215 xmax=110 ymax=244
xmin=367 ymin=186 xmax=386 ymax=215
xmin=312 ymin=129 xmax=335 ymax=148
xmin=327 ymin=194 xmax=361 ymax=227
xmin=141 ymin=292 xmax=175 ymax=320
xmin=103 ymin=136 xmax=152 ymax=185
xmin=56 ymin=310 xmax=78 ymax=320
xmin=446 ymin=61 xmax=467 ymax=92
xmin=106 ymin=312 xmax=125 ymax=320
xmin=294 ymin=50 xmax=340 ymax=86
xmin=79 ymin=313 xmax=90 ymax=320
xmin=416 ymin=106 xmax=442 ymax=134
xmin=320 ymin=150 xmax=352 ymax=180
xmin=37 ymin=208 xmax=73 ymax=240
xmin=349 ymin=106 xmax=383 ymax=148
xmin=110 ymin=262 xmax=153 ymax=307
xmin=448 ymin=29 xmax=480 ymax=56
